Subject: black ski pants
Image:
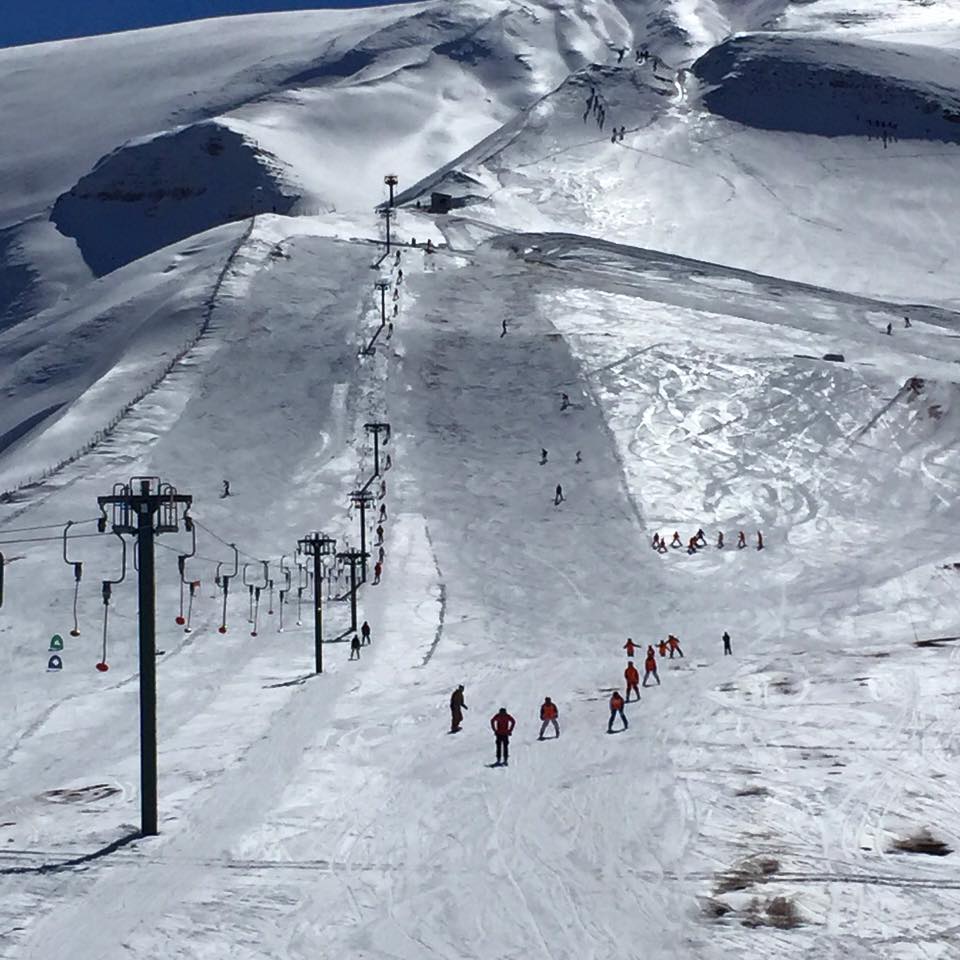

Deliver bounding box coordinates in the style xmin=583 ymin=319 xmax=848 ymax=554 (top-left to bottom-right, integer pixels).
xmin=495 ymin=734 xmax=511 ymax=763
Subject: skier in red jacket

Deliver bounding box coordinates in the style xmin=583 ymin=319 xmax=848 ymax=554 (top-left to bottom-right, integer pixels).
xmin=643 ymin=648 xmax=660 ymax=686
xmin=490 ymin=708 xmax=516 ymax=765
xmin=624 ymin=637 xmax=638 ymax=658
xmin=624 ymin=661 xmax=641 ymax=701
xmin=538 ymin=698 xmax=559 ymax=739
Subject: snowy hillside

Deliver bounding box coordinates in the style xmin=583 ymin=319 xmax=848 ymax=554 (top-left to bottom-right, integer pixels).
xmin=3 ymin=1 xmax=960 ymax=958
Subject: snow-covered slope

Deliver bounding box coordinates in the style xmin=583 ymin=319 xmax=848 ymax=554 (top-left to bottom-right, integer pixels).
xmin=3 ymin=1 xmax=960 ymax=958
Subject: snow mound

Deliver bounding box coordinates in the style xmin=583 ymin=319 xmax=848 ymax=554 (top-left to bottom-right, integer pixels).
xmin=693 ymin=33 xmax=960 ymax=142
xmin=51 ymin=121 xmax=296 ymax=276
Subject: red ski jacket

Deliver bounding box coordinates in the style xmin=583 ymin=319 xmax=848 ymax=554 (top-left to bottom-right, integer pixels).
xmin=490 ymin=712 xmax=516 ymax=735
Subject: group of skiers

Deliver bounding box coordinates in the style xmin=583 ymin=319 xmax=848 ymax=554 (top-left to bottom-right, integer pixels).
xmin=449 ymin=691 xmax=562 ymax=765
xmin=652 ymin=528 xmax=764 ymax=554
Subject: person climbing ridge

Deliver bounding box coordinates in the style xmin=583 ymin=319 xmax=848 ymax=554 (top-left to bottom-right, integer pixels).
xmin=540 ymin=448 xmax=548 ymax=465
xmin=361 ymin=620 xmax=371 ymax=644
xmin=643 ymin=646 xmax=660 ymax=686
xmin=450 ymin=684 xmax=467 ymax=732
xmin=624 ymin=660 xmax=641 ymax=701
xmin=667 ymin=634 xmax=684 ymax=658
xmin=490 ymin=707 xmax=516 ymax=765
xmin=554 ymin=483 xmax=565 ymax=506
xmin=717 ymin=531 xmax=724 ymax=549
xmin=221 ymin=480 xmax=231 ymax=498
xmin=349 ymin=633 xmax=362 ymax=660
xmin=373 ymin=561 xmax=382 ymax=585
xmin=671 ymin=531 xmax=682 ymax=548
xmin=737 ymin=531 xmax=747 ymax=549
xmin=538 ymin=697 xmax=559 ymax=739
xmin=757 ymin=531 xmax=764 ymax=550
xmin=608 ymin=690 xmax=628 ymax=733
xmin=723 ymin=631 xmax=732 ymax=655
xmin=624 ymin=637 xmax=638 ymax=658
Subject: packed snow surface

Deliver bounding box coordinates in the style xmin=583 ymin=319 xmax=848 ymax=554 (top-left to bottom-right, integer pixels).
xmin=2 ymin=1 xmax=960 ymax=958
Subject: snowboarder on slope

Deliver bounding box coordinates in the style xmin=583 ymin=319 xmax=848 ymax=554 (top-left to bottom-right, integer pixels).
xmin=625 ymin=661 xmax=641 ymax=701
xmin=723 ymin=631 xmax=732 ymax=655
xmin=538 ymin=697 xmax=559 ymax=739
xmin=643 ymin=647 xmax=660 ymax=686
xmin=608 ymin=691 xmax=628 ymax=732
xmin=490 ymin=707 xmax=516 ymax=765
xmin=450 ymin=684 xmax=467 ymax=732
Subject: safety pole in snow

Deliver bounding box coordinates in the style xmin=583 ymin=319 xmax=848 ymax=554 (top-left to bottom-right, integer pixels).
xmin=364 ymin=422 xmax=391 ymax=477
xmin=384 ymin=174 xmax=399 ymax=207
xmin=298 ymin=532 xmax=337 ymax=674
xmin=337 ymin=548 xmax=367 ymax=634
xmin=97 ymin=477 xmax=192 ymax=837
xmin=350 ymin=489 xmax=374 ymax=583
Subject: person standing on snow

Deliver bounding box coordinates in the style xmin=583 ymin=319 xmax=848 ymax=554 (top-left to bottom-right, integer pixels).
xmin=554 ymin=483 xmax=565 ymax=505
xmin=561 ymin=392 xmax=570 ymax=410
xmin=608 ymin=691 xmax=628 ymax=732
xmin=723 ymin=631 xmax=732 ymax=656
xmin=643 ymin=646 xmax=660 ymax=686
xmin=221 ymin=480 xmax=231 ymax=498
xmin=361 ymin=620 xmax=371 ymax=645
xmin=667 ymin=634 xmax=684 ymax=658
xmin=657 ymin=638 xmax=668 ymax=658
xmin=538 ymin=697 xmax=559 ymax=739
xmin=624 ymin=660 xmax=641 ymax=701
xmin=652 ymin=533 xmax=661 ymax=550
xmin=376 ymin=524 xmax=385 ymax=545
xmin=490 ymin=707 xmax=516 ymax=765
xmin=717 ymin=531 xmax=724 ymax=549
xmin=624 ymin=637 xmax=638 ymax=658
xmin=671 ymin=531 xmax=682 ymax=548
xmin=373 ymin=561 xmax=382 ymax=584
xmin=450 ymin=684 xmax=467 ymax=732
xmin=737 ymin=531 xmax=747 ymax=549
xmin=349 ymin=634 xmax=362 ymax=660
xmin=540 ymin=448 xmax=548 ymax=465
xmin=379 ymin=503 xmax=387 ymax=523
xmin=757 ymin=531 xmax=764 ymax=550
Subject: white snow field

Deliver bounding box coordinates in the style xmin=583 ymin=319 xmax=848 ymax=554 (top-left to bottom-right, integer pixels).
xmin=2 ymin=0 xmax=960 ymax=957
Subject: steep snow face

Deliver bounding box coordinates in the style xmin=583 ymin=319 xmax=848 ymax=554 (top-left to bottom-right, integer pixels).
xmin=51 ymin=123 xmax=297 ymax=276
xmin=694 ymin=33 xmax=960 ymax=141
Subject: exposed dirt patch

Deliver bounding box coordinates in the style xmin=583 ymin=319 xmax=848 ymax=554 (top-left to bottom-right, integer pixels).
xmin=742 ymin=895 xmax=803 ymax=929
xmin=40 ymin=784 xmax=120 ymax=804
xmin=735 ymin=785 xmax=771 ymax=797
xmin=890 ymin=829 xmax=952 ymax=857
xmin=715 ymin=856 xmax=780 ymax=893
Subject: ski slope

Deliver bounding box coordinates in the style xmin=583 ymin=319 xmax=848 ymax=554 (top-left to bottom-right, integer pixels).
xmin=3 ymin=0 xmax=960 ymax=958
